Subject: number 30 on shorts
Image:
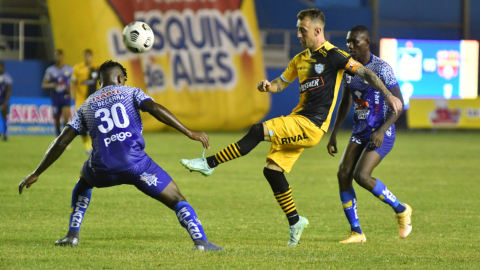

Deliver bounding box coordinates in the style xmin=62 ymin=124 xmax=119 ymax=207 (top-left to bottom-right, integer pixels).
xmin=95 ymin=103 xmax=130 ymax=133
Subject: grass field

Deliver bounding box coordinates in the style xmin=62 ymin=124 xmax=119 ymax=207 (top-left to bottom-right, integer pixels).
xmin=1 ymin=130 xmax=479 ymax=269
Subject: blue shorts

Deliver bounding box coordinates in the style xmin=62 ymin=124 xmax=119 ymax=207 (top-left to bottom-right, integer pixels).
xmin=51 ymin=92 xmax=71 ymax=117
xmin=350 ymin=132 xmax=395 ymax=160
xmin=82 ymin=157 xmax=173 ymax=198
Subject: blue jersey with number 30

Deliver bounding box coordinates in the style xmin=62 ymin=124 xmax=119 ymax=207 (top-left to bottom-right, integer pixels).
xmin=67 ymin=85 xmax=153 ymax=174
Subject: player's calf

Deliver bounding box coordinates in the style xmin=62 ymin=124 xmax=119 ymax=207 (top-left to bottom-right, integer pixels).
xmin=205 ymin=123 xmax=264 ymax=168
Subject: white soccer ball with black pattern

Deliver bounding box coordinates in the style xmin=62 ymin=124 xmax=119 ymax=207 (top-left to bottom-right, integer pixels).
xmin=122 ymin=21 xmax=154 ymax=53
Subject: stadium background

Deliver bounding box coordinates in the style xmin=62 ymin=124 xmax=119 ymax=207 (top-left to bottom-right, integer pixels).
xmin=1 ymin=1 xmax=480 ymax=269
xmin=0 ymin=0 xmax=479 ymax=134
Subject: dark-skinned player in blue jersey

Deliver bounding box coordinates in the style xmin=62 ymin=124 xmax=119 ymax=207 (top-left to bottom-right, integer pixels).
xmin=327 ymin=25 xmax=412 ymax=243
xmin=19 ymin=60 xmax=223 ymax=251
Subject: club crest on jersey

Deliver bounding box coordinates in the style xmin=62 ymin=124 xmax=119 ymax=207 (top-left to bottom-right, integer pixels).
xmin=315 ymin=63 xmax=325 ymax=74
xmin=140 ymin=172 xmax=161 ymax=186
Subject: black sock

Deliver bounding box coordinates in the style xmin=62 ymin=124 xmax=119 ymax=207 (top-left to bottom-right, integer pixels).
xmin=263 ymin=167 xmax=300 ymax=226
xmin=206 ymin=123 xmax=264 ymax=168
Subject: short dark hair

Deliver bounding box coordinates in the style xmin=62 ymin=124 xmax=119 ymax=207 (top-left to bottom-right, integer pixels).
xmin=83 ymin=49 xmax=93 ymax=55
xmin=297 ymin=9 xmax=325 ymax=26
xmin=99 ymin=60 xmax=128 ymax=82
xmin=349 ymin=25 xmax=371 ymax=39
xmin=54 ymin=49 xmax=63 ymax=55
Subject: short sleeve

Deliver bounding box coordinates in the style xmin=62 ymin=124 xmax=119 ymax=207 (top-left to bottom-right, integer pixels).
xmin=134 ymin=88 xmax=154 ymax=111
xmin=281 ymin=56 xmax=298 ymax=83
xmin=66 ymin=108 xmax=87 ymax=136
xmin=379 ymin=63 xmax=399 ymax=90
xmin=43 ymin=68 xmax=52 ymax=81
xmin=329 ymin=48 xmax=360 ymax=75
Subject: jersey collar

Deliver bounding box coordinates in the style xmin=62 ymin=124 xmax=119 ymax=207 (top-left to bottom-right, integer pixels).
xmin=308 ymin=41 xmax=331 ymax=57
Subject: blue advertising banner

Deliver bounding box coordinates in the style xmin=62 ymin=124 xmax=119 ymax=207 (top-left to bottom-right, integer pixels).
xmin=2 ymin=97 xmax=75 ymax=135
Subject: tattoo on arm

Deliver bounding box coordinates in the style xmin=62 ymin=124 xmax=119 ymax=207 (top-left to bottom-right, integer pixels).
xmin=274 ymin=80 xmax=282 ymax=93
xmin=356 ymin=66 xmax=391 ymax=98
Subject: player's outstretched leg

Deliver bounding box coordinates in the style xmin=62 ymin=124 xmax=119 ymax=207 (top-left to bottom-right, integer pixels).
xmin=180 ymin=123 xmax=265 ymax=176
xmin=354 ymin=150 xmax=412 ymax=239
xmin=264 ymin=164 xmax=308 ymax=247
xmin=337 ymin=142 xmax=366 ymax=243
xmin=152 ymin=181 xmax=223 ymax=251
xmin=55 ymin=178 xmax=93 ymax=247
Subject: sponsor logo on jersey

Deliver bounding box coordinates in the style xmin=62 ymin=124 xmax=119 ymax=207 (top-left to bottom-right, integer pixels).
xmin=315 ymin=63 xmax=325 ymax=74
xmin=280 ymin=133 xmax=309 ymax=144
xmin=91 ymin=89 xmax=120 ymax=102
xmin=299 ymin=77 xmax=324 ymax=93
xmin=176 ymin=207 xmax=203 ymax=240
xmin=354 ymin=91 xmax=369 ymax=120
xmin=104 ymin=131 xmax=132 ymax=146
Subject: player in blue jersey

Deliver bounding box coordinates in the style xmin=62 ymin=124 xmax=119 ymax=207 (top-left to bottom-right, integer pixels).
xmin=19 ymin=60 xmax=223 ymax=251
xmin=42 ymin=49 xmax=74 ymax=136
xmin=0 ymin=61 xmax=13 ymax=140
xmin=327 ymin=25 xmax=412 ymax=243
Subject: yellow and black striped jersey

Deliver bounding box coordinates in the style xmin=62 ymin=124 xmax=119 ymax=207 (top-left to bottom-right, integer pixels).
xmin=281 ymin=41 xmax=359 ymax=132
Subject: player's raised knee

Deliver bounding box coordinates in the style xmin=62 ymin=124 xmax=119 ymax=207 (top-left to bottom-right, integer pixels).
xmin=249 ymin=123 xmax=264 ymax=138
xmin=353 ymin=170 xmax=371 ymax=186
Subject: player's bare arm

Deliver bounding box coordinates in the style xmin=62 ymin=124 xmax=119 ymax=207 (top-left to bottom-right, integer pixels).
xmin=257 ymin=77 xmax=290 ymax=93
xmin=141 ymin=99 xmax=209 ymax=149
xmin=19 ymin=127 xmax=76 ymax=194
xmin=41 ymin=79 xmax=58 ymax=90
xmin=369 ymin=85 xmax=404 ymax=148
xmin=354 ymin=65 xmax=402 ymax=114
xmin=327 ymin=86 xmax=352 ymax=157
xmin=70 ymin=79 xmax=77 ymax=100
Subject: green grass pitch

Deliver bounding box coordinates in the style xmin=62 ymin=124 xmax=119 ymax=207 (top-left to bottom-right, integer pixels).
xmin=1 ymin=130 xmax=479 ymax=269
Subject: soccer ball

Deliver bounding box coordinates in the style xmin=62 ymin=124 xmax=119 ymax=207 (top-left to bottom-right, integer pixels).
xmin=122 ymin=21 xmax=154 ymax=53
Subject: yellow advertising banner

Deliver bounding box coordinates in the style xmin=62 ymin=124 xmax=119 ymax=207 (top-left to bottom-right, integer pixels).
xmin=46 ymin=0 xmax=269 ymax=131
xmin=408 ymin=99 xmax=480 ymax=128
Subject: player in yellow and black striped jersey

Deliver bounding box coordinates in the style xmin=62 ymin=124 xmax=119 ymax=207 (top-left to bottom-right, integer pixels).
xmin=180 ymin=8 xmax=403 ymax=247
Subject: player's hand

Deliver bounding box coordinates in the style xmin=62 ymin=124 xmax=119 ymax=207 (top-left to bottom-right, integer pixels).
xmin=188 ymin=131 xmax=210 ymax=149
xmin=19 ymin=173 xmax=39 ymax=194
xmin=257 ymin=80 xmax=271 ymax=92
xmin=385 ymin=95 xmax=402 ymax=115
xmin=327 ymin=136 xmax=338 ymax=157
xmin=369 ymin=131 xmax=384 ymax=149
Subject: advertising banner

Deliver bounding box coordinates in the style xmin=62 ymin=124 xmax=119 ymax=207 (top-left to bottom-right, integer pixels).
xmin=46 ymin=0 xmax=269 ymax=131
xmin=408 ymin=99 xmax=480 ymax=129
xmin=4 ymin=97 xmax=74 ymax=135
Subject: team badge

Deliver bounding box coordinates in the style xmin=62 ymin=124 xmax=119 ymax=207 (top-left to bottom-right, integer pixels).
xmin=315 ymin=63 xmax=324 ymax=74
xmin=140 ymin=172 xmax=161 ymax=186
